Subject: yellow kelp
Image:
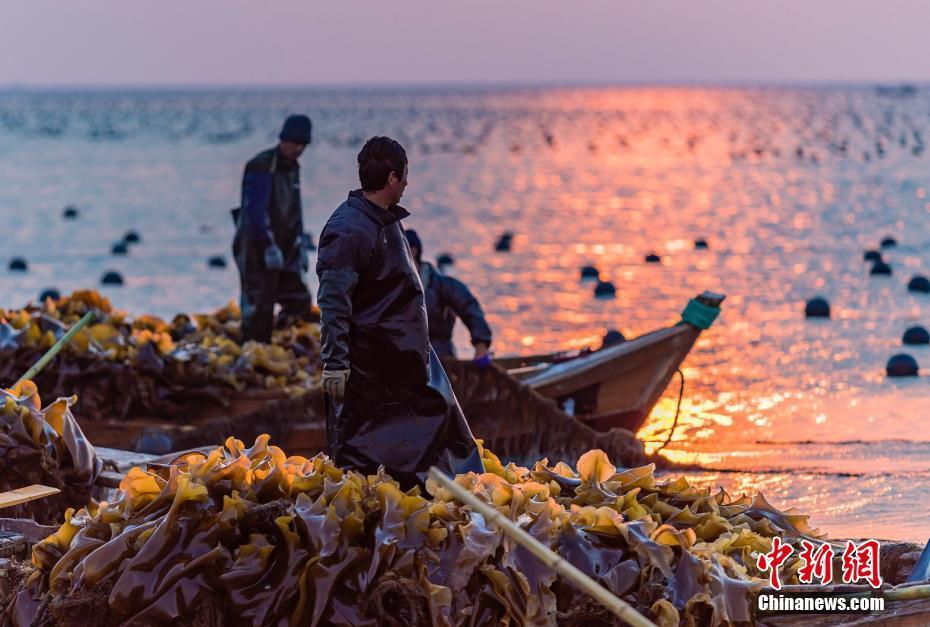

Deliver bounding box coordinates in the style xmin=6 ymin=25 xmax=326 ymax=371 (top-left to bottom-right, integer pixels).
xmin=13 ymin=439 xmax=820 ymax=626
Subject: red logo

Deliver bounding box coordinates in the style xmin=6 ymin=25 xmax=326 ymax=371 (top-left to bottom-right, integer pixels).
xmin=841 ymin=539 xmax=883 ymax=589
xmin=757 ymin=538 xmax=883 ymax=589
xmin=757 ymin=537 xmax=795 ymax=590
xmin=797 ymin=540 xmax=835 ymax=585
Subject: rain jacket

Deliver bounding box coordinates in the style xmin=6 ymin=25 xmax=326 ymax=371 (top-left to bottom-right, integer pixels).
xmin=316 ymin=190 xmax=483 ymax=487
xmin=419 ymin=261 xmax=492 ymax=358
xmin=232 ymin=147 xmax=313 ymax=342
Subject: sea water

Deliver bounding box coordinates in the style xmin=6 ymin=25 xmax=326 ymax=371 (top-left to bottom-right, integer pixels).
xmin=0 ymin=86 xmax=928 ymax=540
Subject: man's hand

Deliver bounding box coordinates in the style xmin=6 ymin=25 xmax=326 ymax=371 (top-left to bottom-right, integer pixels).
xmin=264 ymin=244 xmax=285 ymax=270
xmin=322 ymin=368 xmax=350 ymax=401
xmin=473 ymin=342 xmax=491 ymax=368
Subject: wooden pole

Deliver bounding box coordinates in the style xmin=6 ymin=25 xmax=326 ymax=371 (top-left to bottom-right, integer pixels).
xmin=428 ymin=467 xmax=657 ymax=627
xmin=0 ymin=485 xmax=61 ymax=509
xmin=14 ymin=310 xmax=95 ymax=387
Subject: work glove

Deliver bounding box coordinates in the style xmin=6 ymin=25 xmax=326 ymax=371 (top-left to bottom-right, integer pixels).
xmin=473 ymin=342 xmax=491 ymax=368
xmin=263 ymin=243 xmax=284 ymax=270
xmin=322 ymin=368 xmax=350 ymax=401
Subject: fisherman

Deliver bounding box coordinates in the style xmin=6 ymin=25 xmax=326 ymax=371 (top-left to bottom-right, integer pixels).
xmin=403 ymin=229 xmax=493 ymax=364
xmin=316 ymin=136 xmax=483 ymax=487
xmin=232 ymin=115 xmax=316 ymax=343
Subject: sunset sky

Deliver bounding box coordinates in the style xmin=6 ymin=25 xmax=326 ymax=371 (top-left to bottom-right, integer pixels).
xmin=4 ymin=0 xmax=930 ymax=86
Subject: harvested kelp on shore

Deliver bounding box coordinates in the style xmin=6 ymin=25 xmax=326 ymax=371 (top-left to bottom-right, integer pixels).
xmin=4 ymin=435 xmax=831 ymax=626
xmin=0 ymin=381 xmax=100 ymax=524
xmin=0 ymin=291 xmax=321 ymax=420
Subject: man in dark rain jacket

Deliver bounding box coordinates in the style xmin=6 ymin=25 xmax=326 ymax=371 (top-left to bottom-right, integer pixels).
xmin=233 ymin=115 xmax=316 ymax=343
xmin=315 ymin=136 xmax=483 ymax=487
xmin=404 ymin=229 xmax=493 ymax=363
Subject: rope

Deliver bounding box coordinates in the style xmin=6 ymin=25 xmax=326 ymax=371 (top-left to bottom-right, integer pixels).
xmin=652 ymin=368 xmax=685 ymax=453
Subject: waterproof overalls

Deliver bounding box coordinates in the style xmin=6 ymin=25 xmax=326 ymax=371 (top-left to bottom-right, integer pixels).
xmin=232 ymin=147 xmax=313 ymax=343
xmin=316 ymin=190 xmax=483 ymax=487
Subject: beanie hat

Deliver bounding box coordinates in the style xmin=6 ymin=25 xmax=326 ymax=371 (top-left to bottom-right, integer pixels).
xmin=279 ymin=114 xmax=312 ymax=144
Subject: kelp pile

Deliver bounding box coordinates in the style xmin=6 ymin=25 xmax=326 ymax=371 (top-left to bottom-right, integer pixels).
xmin=0 ymin=291 xmax=321 ymax=420
xmin=5 ymin=437 xmax=823 ymax=627
xmin=0 ymin=381 xmax=100 ymax=524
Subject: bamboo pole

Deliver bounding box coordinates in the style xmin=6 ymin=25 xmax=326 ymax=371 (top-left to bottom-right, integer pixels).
xmin=14 ymin=310 xmax=95 ymax=387
xmin=428 ymin=467 xmax=656 ymax=627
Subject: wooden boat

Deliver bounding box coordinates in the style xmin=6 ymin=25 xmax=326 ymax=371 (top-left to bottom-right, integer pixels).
xmin=492 ymin=291 xmax=725 ymax=433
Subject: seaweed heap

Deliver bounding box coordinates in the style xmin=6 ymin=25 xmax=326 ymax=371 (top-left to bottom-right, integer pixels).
xmin=0 ymin=291 xmax=321 ymax=420
xmin=5 ymin=437 xmax=821 ymax=627
xmin=0 ymin=381 xmax=101 ymax=524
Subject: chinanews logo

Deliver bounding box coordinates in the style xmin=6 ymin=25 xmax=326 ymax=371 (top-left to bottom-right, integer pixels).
xmin=755 ymin=538 xmax=886 ymax=616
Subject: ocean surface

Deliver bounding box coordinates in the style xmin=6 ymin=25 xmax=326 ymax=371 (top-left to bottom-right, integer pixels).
xmin=0 ymin=85 xmax=928 ymax=541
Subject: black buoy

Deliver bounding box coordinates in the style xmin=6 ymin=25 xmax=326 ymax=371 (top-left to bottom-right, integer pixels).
xmin=437 ymin=253 xmax=455 ymax=269
xmin=903 ymin=326 xmax=930 ymax=345
xmin=694 ymin=239 xmax=709 ymax=250
xmin=112 ymin=242 xmax=129 ymax=255
xmin=870 ymin=260 xmax=892 ymax=276
xmin=601 ymin=329 xmax=626 ymax=348
xmin=208 ymin=255 xmax=227 ymax=269
xmin=863 ymin=250 xmax=882 ymax=262
xmin=880 ymin=237 xmax=897 ymax=249
xmin=495 ymin=232 xmax=513 ymax=252
xmin=123 ymin=230 xmax=141 ymax=244
xmin=645 ymin=253 xmax=661 ymax=263
xmin=908 ymin=275 xmax=930 ymax=293
xmin=594 ymin=280 xmax=616 ymax=299
xmin=804 ymin=297 xmax=831 ymax=318
xmin=39 ymin=288 xmax=60 ymax=303
xmin=62 ymin=206 xmax=79 ymax=220
xmin=580 ymin=265 xmax=600 ymax=281
xmin=8 ymin=258 xmax=27 ymax=272
xmin=886 ymin=353 xmax=919 ymax=377
xmin=135 ymin=429 xmax=174 ymax=455
xmin=101 ymin=271 xmax=124 ymax=286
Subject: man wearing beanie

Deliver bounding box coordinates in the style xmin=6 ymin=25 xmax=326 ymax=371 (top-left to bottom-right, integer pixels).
xmin=233 ymin=114 xmax=316 ymax=343
xmin=316 ymin=136 xmax=483 ymax=488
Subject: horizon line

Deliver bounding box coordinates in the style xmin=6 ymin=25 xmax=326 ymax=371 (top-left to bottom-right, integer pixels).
xmin=0 ymin=77 xmax=926 ymax=93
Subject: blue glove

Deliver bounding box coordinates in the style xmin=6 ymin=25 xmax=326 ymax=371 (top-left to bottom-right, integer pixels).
xmin=264 ymin=244 xmax=284 ymax=270
xmin=474 ymin=353 xmax=492 ymax=368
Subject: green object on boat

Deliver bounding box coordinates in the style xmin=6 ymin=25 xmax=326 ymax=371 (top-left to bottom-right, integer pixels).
xmin=15 ymin=310 xmax=96 ymax=386
xmin=679 ymin=298 xmax=720 ymax=330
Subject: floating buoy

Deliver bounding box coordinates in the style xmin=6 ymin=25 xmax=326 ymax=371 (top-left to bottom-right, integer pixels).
xmin=580 ymin=265 xmax=600 ymax=281
xmin=495 ymin=233 xmax=513 ymax=252
xmin=170 ymin=314 xmax=197 ymax=340
xmin=645 ymin=253 xmax=661 ymax=264
xmin=908 ymin=275 xmax=930 ymax=293
xmin=8 ymin=258 xmax=27 ymax=272
xmin=437 ymin=253 xmax=455 ymax=269
xmin=870 ymin=261 xmax=892 ymax=276
xmin=694 ymin=239 xmax=709 ymax=250
xmin=601 ymin=329 xmax=626 ymax=348
xmin=902 ymin=326 xmax=930 ymax=345
xmin=863 ymin=250 xmax=882 ymax=262
xmin=135 ymin=429 xmax=174 ymax=455
xmin=39 ymin=288 xmax=60 ymax=303
xmin=111 ymin=242 xmax=129 ymax=255
xmin=594 ymin=281 xmax=616 ymax=298
xmin=208 ymin=256 xmax=227 ymax=269
xmin=62 ymin=206 xmax=79 ymax=220
xmin=123 ymin=230 xmax=141 ymax=244
xmin=886 ymin=353 xmax=919 ymax=377
xmin=880 ymin=237 xmax=897 ymax=248
xmin=804 ymin=297 xmax=831 ymax=318
xmin=101 ymin=271 xmax=124 ymax=286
